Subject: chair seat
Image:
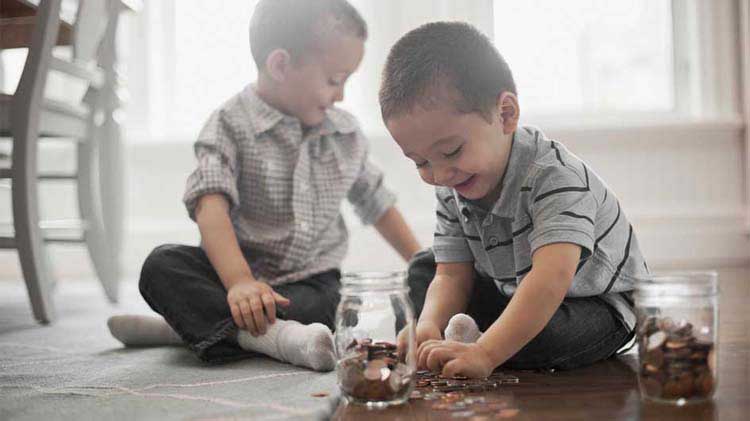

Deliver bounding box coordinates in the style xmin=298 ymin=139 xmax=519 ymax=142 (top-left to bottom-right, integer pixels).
xmin=0 ymin=93 xmax=89 ymax=138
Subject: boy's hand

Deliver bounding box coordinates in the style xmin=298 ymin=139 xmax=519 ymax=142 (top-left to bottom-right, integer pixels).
xmin=227 ymin=279 xmax=290 ymax=336
xmin=417 ymin=340 xmax=495 ymax=379
xmin=396 ymin=320 xmax=442 ymax=361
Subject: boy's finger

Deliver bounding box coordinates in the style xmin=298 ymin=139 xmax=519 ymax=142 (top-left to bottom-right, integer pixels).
xmin=230 ymin=303 xmax=244 ymax=329
xmin=239 ymin=300 xmax=256 ymax=336
xmin=261 ymin=293 xmax=276 ymax=324
xmin=273 ymin=292 xmax=291 ymax=306
xmin=250 ymin=297 xmax=267 ymax=334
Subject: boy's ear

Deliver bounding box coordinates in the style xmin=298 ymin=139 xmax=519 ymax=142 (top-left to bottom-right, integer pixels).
xmin=265 ymin=49 xmax=292 ymax=82
xmin=496 ymin=92 xmax=520 ymax=135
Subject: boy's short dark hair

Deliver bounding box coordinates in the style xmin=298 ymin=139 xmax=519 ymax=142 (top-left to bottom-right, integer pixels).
xmin=379 ymin=22 xmax=516 ymax=122
xmin=249 ymin=0 xmax=367 ymax=70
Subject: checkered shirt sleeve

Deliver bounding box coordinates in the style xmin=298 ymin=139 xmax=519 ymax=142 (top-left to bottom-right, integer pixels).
xmin=183 ymin=110 xmax=240 ymax=220
xmin=347 ymin=130 xmax=397 ymax=225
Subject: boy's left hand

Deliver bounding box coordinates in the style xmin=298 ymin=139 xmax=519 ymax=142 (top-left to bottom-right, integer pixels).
xmin=417 ymin=339 xmax=495 ymax=379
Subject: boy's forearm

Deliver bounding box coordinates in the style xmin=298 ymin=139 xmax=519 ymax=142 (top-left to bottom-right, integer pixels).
xmin=195 ymin=194 xmax=256 ymax=290
xmin=374 ymin=207 xmax=421 ymax=261
xmin=476 ymin=266 xmax=572 ymax=368
xmin=419 ymin=263 xmax=474 ymax=331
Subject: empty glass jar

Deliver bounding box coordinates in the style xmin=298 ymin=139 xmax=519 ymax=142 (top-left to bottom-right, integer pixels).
xmin=634 ymin=271 xmax=719 ymax=405
xmin=334 ymin=271 xmax=416 ymax=407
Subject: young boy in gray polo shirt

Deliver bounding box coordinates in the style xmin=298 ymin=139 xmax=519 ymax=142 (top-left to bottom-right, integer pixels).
xmin=381 ymin=22 xmax=649 ymax=378
xmin=107 ymin=0 xmax=421 ymax=371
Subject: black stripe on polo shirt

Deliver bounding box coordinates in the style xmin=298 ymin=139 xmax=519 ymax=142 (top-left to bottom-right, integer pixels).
xmin=560 ymin=211 xmax=594 ymax=225
xmin=603 ymin=224 xmax=633 ymax=294
xmin=534 ymin=186 xmax=589 ymax=203
xmin=534 ymin=166 xmax=591 ymax=204
xmin=436 ymin=210 xmax=459 ymax=223
xmin=466 ymin=235 xmax=481 ymax=241
xmin=485 ymin=237 xmax=513 ymax=252
xmin=516 ymin=265 xmax=532 ymax=277
xmin=520 ymin=186 xmax=532 ymax=192
xmin=595 ymin=201 xmax=621 ymax=248
xmin=434 ymin=232 xmax=447 ymax=237
xmin=495 ymin=277 xmax=516 ymax=283
xmin=513 ymin=222 xmax=533 ymax=237
xmin=551 ymin=142 xmax=566 ymax=166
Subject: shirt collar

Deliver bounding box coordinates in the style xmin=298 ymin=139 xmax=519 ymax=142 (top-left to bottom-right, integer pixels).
xmin=455 ymin=126 xmax=539 ymax=220
xmin=240 ymin=84 xmax=357 ymax=136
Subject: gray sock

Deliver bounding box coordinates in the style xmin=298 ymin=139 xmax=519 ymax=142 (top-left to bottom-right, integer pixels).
xmin=107 ymin=315 xmax=183 ymax=347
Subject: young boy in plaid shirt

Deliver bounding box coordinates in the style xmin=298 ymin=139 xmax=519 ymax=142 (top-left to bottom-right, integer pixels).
xmin=108 ymin=0 xmax=420 ymax=371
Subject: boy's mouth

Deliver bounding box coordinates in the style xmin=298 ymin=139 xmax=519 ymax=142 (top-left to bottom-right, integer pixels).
xmin=452 ymin=174 xmax=477 ymax=191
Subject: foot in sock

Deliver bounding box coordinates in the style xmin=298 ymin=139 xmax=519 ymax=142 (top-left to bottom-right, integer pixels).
xmin=236 ymin=319 xmax=336 ymax=372
xmin=107 ymin=315 xmax=183 ymax=347
xmin=444 ymin=313 xmax=482 ymax=343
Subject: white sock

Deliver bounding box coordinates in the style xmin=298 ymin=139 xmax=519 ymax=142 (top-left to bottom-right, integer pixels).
xmin=236 ymin=320 xmax=335 ymax=372
xmin=444 ymin=313 xmax=482 ymax=343
xmin=107 ymin=315 xmax=183 ymax=347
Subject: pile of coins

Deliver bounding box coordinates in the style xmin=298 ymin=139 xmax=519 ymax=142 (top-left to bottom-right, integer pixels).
xmin=337 ymin=339 xmax=413 ymax=402
xmin=638 ymin=316 xmax=716 ymax=400
xmin=410 ymin=371 xmax=521 ymax=418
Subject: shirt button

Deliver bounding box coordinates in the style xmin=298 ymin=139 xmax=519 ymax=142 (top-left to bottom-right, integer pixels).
xmin=488 ymin=236 xmax=499 ymax=246
xmin=300 ymin=222 xmax=309 ymax=231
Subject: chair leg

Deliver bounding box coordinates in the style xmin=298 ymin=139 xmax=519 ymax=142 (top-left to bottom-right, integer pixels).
xmin=12 ymin=133 xmax=56 ymax=324
xmin=77 ymin=139 xmax=119 ymax=303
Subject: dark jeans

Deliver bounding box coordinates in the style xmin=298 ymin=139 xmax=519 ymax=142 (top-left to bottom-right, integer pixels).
xmin=407 ymin=248 xmax=634 ymax=370
xmin=139 ymin=244 xmax=342 ymax=363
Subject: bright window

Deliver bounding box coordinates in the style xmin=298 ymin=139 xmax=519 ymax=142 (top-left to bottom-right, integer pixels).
xmin=171 ymin=0 xmax=258 ymax=135
xmin=493 ymin=0 xmax=674 ymax=114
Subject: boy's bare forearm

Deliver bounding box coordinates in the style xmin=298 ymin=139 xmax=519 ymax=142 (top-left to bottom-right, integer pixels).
xmin=476 ymin=243 xmax=579 ymax=367
xmin=419 ymin=262 xmax=474 ymax=330
xmin=195 ymin=194 xmax=255 ymax=290
xmin=374 ymin=206 xmax=422 ymax=261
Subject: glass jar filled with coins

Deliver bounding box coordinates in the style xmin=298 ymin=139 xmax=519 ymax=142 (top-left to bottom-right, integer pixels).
xmin=334 ymin=272 xmax=416 ymax=408
xmin=634 ymin=271 xmax=719 ymax=405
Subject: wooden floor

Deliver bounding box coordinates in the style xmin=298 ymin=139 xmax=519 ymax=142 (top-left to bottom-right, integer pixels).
xmin=333 ymin=267 xmax=750 ymax=420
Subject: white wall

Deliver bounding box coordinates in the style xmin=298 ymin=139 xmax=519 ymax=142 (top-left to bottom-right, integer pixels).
xmin=0 ymin=120 xmax=747 ymax=282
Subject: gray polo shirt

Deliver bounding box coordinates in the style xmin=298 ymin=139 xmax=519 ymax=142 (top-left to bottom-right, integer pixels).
xmin=433 ymin=126 xmax=650 ymax=330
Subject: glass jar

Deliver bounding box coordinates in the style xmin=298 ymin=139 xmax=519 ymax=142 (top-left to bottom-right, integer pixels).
xmin=634 ymin=271 xmax=719 ymax=405
xmin=334 ymin=271 xmax=417 ymax=408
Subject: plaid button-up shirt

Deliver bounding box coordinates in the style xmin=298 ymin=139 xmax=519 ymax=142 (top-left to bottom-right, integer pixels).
xmin=183 ymin=85 xmax=396 ymax=285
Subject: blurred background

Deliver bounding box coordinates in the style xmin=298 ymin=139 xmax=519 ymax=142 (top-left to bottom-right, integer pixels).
xmin=1 ymin=0 xmax=748 ymax=284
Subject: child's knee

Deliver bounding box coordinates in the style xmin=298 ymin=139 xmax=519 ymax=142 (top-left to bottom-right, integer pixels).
xmin=139 ymin=244 xmax=182 ymax=294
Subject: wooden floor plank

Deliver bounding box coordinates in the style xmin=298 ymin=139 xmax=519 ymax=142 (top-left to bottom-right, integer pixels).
xmin=334 ymin=267 xmax=749 ymax=420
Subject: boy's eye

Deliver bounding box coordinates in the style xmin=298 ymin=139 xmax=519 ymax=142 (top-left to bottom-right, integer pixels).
xmin=443 ymin=145 xmax=463 ymax=158
xmin=415 ymin=161 xmax=429 ymax=169
xmin=328 ymin=78 xmax=343 ymax=86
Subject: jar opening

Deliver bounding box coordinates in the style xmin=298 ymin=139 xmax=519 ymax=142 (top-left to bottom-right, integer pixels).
xmin=341 ymin=271 xmax=408 ymax=293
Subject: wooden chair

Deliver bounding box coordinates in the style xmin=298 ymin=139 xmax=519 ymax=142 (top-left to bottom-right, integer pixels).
xmin=0 ymin=0 xmax=137 ymax=323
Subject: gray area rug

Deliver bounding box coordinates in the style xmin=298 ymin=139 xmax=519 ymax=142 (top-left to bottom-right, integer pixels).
xmin=0 ymin=280 xmax=340 ymax=421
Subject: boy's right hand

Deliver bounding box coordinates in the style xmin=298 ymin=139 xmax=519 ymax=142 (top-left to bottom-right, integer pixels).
xmin=397 ymin=320 xmax=442 ymax=361
xmin=227 ymin=279 xmax=291 ymax=336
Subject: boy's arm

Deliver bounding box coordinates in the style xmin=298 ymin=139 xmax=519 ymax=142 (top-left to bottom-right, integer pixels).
xmin=195 ymin=194 xmax=289 ymax=336
xmin=419 ymin=242 xmax=580 ymax=377
xmin=474 ymin=242 xmax=579 ymax=367
xmin=373 ymin=207 xmax=421 ymax=261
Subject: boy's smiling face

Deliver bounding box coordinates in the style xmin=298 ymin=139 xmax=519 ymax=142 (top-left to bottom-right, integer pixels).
xmin=277 ymin=34 xmax=364 ymax=127
xmin=385 ymin=92 xmax=519 ymax=205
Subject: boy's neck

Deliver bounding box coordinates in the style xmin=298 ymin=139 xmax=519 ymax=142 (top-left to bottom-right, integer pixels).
xmin=253 ymin=76 xmax=289 ymax=115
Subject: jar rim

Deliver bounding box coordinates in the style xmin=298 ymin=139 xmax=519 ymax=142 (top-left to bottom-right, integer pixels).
xmin=340 ymin=271 xmax=408 ymax=293
xmin=635 ymin=270 xmax=719 ymax=297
